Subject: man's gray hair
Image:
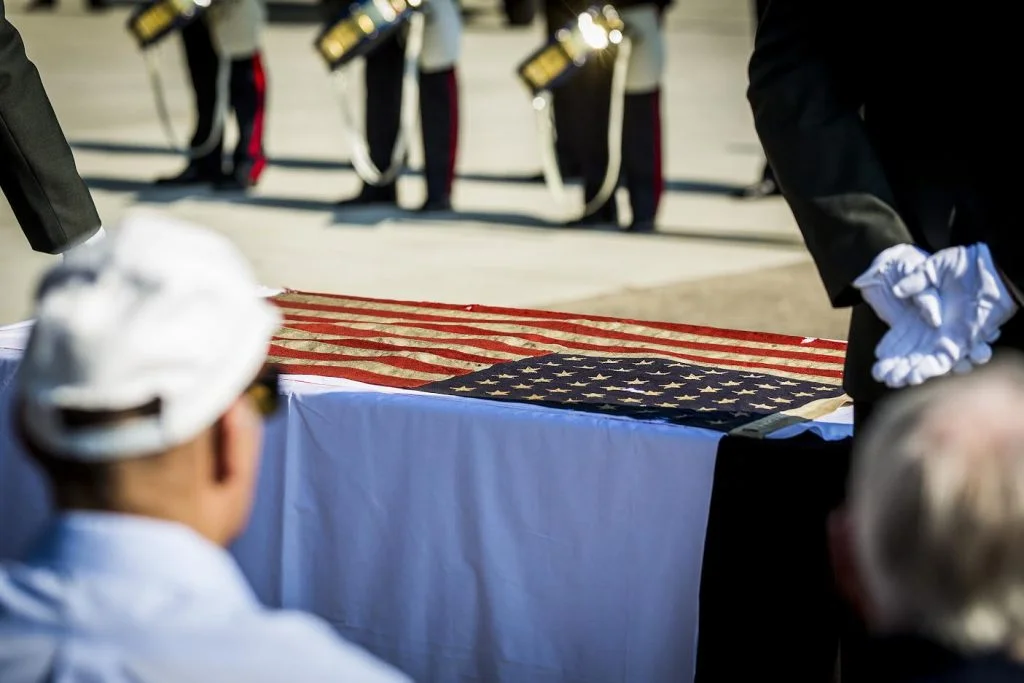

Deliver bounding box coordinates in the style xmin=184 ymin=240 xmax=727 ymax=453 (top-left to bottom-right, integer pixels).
xmin=850 ymin=354 xmax=1024 ymax=654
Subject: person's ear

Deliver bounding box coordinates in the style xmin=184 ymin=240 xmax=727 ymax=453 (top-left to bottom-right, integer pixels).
xmin=212 ymin=398 xmax=258 ymax=486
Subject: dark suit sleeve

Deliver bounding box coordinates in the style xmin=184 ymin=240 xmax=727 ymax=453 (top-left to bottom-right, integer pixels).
xmin=747 ymin=0 xmax=915 ymax=308
xmin=0 ymin=0 xmax=101 ymax=254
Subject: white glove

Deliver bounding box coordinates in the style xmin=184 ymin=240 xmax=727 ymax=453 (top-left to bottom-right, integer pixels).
xmin=853 ymin=244 xmax=960 ymax=388
xmin=893 ymin=243 xmax=1017 ymax=373
xmin=61 ymin=226 xmax=107 ymax=261
xmin=871 ymin=321 xmax=961 ymax=387
xmin=852 ymin=244 xmax=931 ymax=326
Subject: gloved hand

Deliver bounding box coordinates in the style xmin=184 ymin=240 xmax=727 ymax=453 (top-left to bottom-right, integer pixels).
xmin=893 ymin=243 xmax=1018 ymax=374
xmin=854 ymin=244 xmax=958 ymax=388
xmin=871 ymin=321 xmax=962 ymax=388
xmin=852 ymin=243 xmax=931 ymax=327
xmin=61 ymin=226 xmax=107 ymax=261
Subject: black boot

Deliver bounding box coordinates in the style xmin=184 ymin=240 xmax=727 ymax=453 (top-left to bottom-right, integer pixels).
xmin=621 ymin=90 xmax=664 ymax=232
xmin=216 ymin=52 xmax=268 ymax=191
xmin=156 ymin=21 xmax=224 ymax=186
xmin=567 ymin=199 xmax=618 ymax=227
xmin=337 ymin=182 xmax=398 ymax=207
xmin=416 ymin=68 xmax=459 ymax=212
xmin=338 ymin=32 xmax=403 ymax=207
xmin=155 ymin=160 xmax=222 ymax=186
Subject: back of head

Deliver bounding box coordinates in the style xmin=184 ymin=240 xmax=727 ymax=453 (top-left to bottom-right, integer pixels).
xmin=13 ymin=212 xmax=281 ymax=543
xmin=849 ymin=356 xmax=1024 ymax=655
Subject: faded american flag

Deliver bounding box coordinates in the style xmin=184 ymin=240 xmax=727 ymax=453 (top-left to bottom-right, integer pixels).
xmin=267 ymin=290 xmax=849 ymax=434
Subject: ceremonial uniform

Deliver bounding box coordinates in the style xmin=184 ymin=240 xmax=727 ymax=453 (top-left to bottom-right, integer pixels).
xmin=0 ymin=0 xmax=102 ymax=253
xmin=156 ymin=0 xmax=268 ymax=190
xmin=740 ymin=2 xmax=1024 ymax=681
xmin=324 ymin=0 xmax=461 ymax=212
xmin=542 ymin=0 xmax=668 ymax=230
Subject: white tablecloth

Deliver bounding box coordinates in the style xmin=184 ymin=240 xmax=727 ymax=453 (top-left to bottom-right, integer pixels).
xmin=0 ymin=321 xmax=851 ymax=682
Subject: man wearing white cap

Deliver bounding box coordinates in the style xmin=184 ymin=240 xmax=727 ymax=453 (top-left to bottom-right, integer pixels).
xmin=0 ymin=214 xmax=410 ymax=682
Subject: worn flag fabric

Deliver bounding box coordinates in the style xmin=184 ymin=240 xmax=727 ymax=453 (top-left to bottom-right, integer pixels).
xmin=268 ymin=290 xmax=849 ymax=434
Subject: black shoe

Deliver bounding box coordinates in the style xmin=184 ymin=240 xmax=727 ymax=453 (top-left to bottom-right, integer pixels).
xmin=731 ymin=178 xmax=781 ymax=199
xmin=213 ymin=175 xmax=253 ymax=192
xmin=566 ymin=199 xmax=618 ymax=228
xmin=414 ymin=197 xmax=452 ymax=213
xmin=337 ymin=184 xmax=397 ymax=208
xmin=24 ymin=0 xmax=55 ymax=10
xmin=565 ymin=213 xmax=617 ymax=229
xmin=154 ymin=164 xmax=221 ymax=187
xmin=214 ymin=164 xmax=258 ymax=191
xmin=625 ymin=220 xmax=656 ymax=233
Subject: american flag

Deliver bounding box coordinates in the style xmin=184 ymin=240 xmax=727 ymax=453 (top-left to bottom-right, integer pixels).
xmin=267 ymin=290 xmax=849 ymax=434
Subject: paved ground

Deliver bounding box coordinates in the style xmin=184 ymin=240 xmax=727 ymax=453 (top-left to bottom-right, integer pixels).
xmin=0 ymin=0 xmax=848 ymax=340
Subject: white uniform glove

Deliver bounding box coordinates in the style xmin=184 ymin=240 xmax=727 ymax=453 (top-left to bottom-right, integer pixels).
xmin=870 ymin=321 xmax=962 ymax=388
xmin=893 ymin=243 xmax=1017 ymax=373
xmin=852 ymin=244 xmax=931 ymax=326
xmin=854 ymin=244 xmax=952 ymax=388
xmin=61 ymin=226 xmax=107 ymax=261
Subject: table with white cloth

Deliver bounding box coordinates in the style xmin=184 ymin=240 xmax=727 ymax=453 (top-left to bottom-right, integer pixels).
xmin=0 ymin=291 xmax=854 ymax=683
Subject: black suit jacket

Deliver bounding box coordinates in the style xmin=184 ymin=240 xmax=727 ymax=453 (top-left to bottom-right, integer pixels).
xmin=747 ymin=1 xmax=1024 ymax=403
xmin=0 ymin=0 xmax=100 ymax=253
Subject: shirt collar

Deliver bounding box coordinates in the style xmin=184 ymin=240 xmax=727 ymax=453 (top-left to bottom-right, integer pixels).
xmin=24 ymin=511 xmax=257 ymax=608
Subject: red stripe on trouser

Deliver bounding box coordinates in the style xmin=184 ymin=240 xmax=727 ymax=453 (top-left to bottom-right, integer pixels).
xmin=446 ymin=69 xmax=459 ymax=196
xmin=248 ymin=52 xmax=267 ymax=183
xmin=652 ymin=89 xmax=664 ymax=212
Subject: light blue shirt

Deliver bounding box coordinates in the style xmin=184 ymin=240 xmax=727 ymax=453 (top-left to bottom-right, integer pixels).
xmin=0 ymin=512 xmax=411 ymax=682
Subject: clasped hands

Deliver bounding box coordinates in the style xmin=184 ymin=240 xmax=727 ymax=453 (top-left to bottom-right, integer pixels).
xmin=853 ymin=243 xmax=1019 ymax=388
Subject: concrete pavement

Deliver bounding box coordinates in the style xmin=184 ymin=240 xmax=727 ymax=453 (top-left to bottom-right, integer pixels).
xmin=0 ymin=0 xmax=823 ymax=331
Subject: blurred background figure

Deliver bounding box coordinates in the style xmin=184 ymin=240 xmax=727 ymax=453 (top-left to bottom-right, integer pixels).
xmin=0 ymin=214 xmax=412 ymax=683
xmin=0 ymin=0 xmax=104 ymax=255
xmin=540 ymin=0 xmax=669 ymax=231
xmin=830 ymin=358 xmax=1024 ymax=682
xmin=155 ymin=0 xmax=268 ymax=191
xmin=327 ymin=0 xmax=461 ymax=212
xmin=730 ymin=0 xmax=778 ymax=200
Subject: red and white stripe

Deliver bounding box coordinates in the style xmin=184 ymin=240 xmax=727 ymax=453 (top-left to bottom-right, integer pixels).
xmin=268 ymin=291 xmax=846 ymax=389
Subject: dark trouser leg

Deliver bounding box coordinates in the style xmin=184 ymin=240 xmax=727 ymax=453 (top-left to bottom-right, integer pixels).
xmin=341 ymin=31 xmax=404 ymax=205
xmin=417 ymin=67 xmax=458 ymax=211
xmin=225 ymin=52 xmax=268 ymax=188
xmin=543 ymin=0 xmax=581 ymax=180
xmin=551 ymin=90 xmax=580 ymax=178
xmin=183 ymin=20 xmax=223 ymax=174
xmin=157 ymin=20 xmax=223 ymax=183
xmin=561 ymin=54 xmax=617 ymax=224
xmin=621 ymin=89 xmax=663 ymax=230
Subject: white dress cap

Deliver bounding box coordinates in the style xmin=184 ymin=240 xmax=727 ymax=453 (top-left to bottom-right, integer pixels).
xmin=16 ymin=211 xmax=282 ymax=461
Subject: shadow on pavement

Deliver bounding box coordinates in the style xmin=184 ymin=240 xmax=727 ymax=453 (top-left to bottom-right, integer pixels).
xmin=70 ymin=139 xmax=746 ymax=196
xmin=79 ymin=173 xmax=801 ymax=246
xmin=409 ymin=211 xmax=806 ymax=247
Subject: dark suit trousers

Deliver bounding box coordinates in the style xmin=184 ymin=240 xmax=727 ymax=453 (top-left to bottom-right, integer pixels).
xmin=180 ymin=19 xmax=267 ymax=181
xmin=349 ymin=29 xmax=458 ymax=202
xmin=0 ymin=0 xmax=100 ymax=253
